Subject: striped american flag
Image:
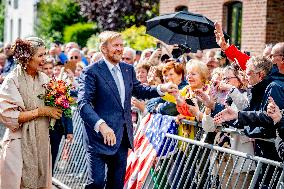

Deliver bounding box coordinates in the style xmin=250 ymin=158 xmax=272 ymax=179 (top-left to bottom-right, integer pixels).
xmin=124 ymin=113 xmax=178 ymax=189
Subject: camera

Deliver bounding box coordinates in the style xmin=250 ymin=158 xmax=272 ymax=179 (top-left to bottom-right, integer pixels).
xmin=172 ymin=44 xmax=191 ymax=59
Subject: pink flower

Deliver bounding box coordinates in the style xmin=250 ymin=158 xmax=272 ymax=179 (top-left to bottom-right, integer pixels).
xmin=62 ymin=100 xmax=70 ymax=109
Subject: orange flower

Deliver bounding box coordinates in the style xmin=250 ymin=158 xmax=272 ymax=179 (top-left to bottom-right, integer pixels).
xmin=55 ymin=95 xmax=66 ymax=106
xmin=56 ymin=84 xmax=67 ymax=94
xmin=48 ymin=80 xmax=56 ymax=89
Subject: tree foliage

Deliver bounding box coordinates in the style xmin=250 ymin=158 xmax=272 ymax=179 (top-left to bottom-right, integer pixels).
xmin=63 ymin=22 xmax=98 ymax=47
xmin=0 ymin=1 xmax=5 ymax=42
xmin=86 ymin=25 xmax=156 ymax=51
xmin=77 ymin=0 xmax=159 ymax=31
xmin=36 ymin=0 xmax=87 ymax=42
xmin=121 ymin=25 xmax=156 ymax=51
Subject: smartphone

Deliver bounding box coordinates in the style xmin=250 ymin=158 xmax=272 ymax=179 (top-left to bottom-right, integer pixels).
xmin=185 ymin=98 xmax=195 ymax=106
xmin=156 ymin=42 xmax=161 ymax=49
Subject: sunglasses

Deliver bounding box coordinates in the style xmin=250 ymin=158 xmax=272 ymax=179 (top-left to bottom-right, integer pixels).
xmin=70 ymin=56 xmax=79 ymax=60
xmin=122 ymin=57 xmax=132 ymax=61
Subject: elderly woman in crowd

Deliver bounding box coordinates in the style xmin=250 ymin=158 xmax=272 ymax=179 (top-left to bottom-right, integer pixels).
xmin=173 ymin=60 xmax=209 ymax=122
xmin=158 ymin=60 xmax=209 ymax=188
xmin=0 ymin=37 xmax=62 ymax=189
xmin=154 ymin=60 xmax=209 ymax=142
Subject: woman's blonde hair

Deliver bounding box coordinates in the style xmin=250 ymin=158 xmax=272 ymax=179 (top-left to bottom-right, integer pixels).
xmin=186 ymin=59 xmax=209 ymax=83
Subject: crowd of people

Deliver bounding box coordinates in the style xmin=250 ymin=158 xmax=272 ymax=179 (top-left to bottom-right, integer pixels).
xmin=0 ymin=21 xmax=283 ymax=189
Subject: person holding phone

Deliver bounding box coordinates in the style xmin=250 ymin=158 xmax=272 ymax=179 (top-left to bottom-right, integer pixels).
xmin=174 ymin=59 xmax=210 ymax=122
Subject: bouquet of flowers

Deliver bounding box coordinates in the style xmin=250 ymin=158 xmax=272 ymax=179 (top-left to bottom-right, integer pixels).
xmin=39 ymin=71 xmax=75 ymax=129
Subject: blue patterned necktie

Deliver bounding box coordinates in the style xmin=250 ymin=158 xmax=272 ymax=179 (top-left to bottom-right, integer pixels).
xmin=112 ymin=66 xmax=121 ymax=97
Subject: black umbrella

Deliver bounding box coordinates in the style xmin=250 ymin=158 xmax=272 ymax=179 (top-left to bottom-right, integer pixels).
xmin=146 ymin=11 xmax=230 ymax=53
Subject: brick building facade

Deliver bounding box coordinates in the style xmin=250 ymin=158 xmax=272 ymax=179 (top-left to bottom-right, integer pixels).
xmin=160 ymin=0 xmax=284 ymax=55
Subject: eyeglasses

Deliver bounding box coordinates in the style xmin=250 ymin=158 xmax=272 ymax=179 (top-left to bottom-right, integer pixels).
xmin=223 ymin=76 xmax=238 ymax=81
xmin=269 ymin=54 xmax=284 ymax=59
xmin=246 ymin=70 xmax=261 ymax=76
xmin=70 ymin=56 xmax=78 ymax=60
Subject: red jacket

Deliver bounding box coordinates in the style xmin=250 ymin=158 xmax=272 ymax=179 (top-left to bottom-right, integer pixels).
xmin=225 ymin=45 xmax=250 ymax=70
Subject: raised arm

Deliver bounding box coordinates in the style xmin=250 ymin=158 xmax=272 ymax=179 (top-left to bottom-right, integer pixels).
xmin=214 ymin=22 xmax=250 ymax=70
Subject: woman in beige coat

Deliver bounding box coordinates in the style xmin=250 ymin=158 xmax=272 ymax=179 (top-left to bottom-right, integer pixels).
xmin=0 ymin=37 xmax=62 ymax=189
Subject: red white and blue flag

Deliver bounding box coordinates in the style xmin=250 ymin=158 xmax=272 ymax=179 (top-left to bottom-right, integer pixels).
xmin=124 ymin=113 xmax=178 ymax=189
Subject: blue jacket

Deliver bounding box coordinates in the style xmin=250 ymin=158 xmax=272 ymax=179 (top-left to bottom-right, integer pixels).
xmin=2 ymin=57 xmax=16 ymax=76
xmin=77 ymin=60 xmax=160 ymax=155
xmin=53 ymin=114 xmax=73 ymax=135
xmin=58 ymin=52 xmax=68 ymax=64
xmin=240 ymin=71 xmax=284 ymax=138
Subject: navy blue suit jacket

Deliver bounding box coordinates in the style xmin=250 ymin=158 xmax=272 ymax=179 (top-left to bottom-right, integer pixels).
xmin=78 ymin=60 xmax=159 ymax=155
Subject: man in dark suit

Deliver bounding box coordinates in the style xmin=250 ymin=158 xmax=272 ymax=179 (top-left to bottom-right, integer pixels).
xmin=78 ymin=31 xmax=177 ymax=189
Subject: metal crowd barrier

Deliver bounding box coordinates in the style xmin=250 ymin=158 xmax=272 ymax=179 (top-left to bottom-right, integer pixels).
xmin=143 ymin=133 xmax=284 ymax=189
xmin=181 ymin=119 xmax=276 ymax=144
xmin=53 ymin=109 xmax=88 ymax=189
xmin=52 ymin=112 xmax=283 ymax=189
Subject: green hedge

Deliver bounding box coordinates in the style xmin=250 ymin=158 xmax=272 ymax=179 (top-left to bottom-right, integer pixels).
xmin=86 ymin=34 xmax=100 ymax=51
xmin=63 ymin=23 xmax=98 ymax=47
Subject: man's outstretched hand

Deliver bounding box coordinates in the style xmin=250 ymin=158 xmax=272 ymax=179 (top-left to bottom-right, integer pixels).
xmin=213 ymin=106 xmax=238 ymax=125
xmin=160 ymin=82 xmax=179 ymax=94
